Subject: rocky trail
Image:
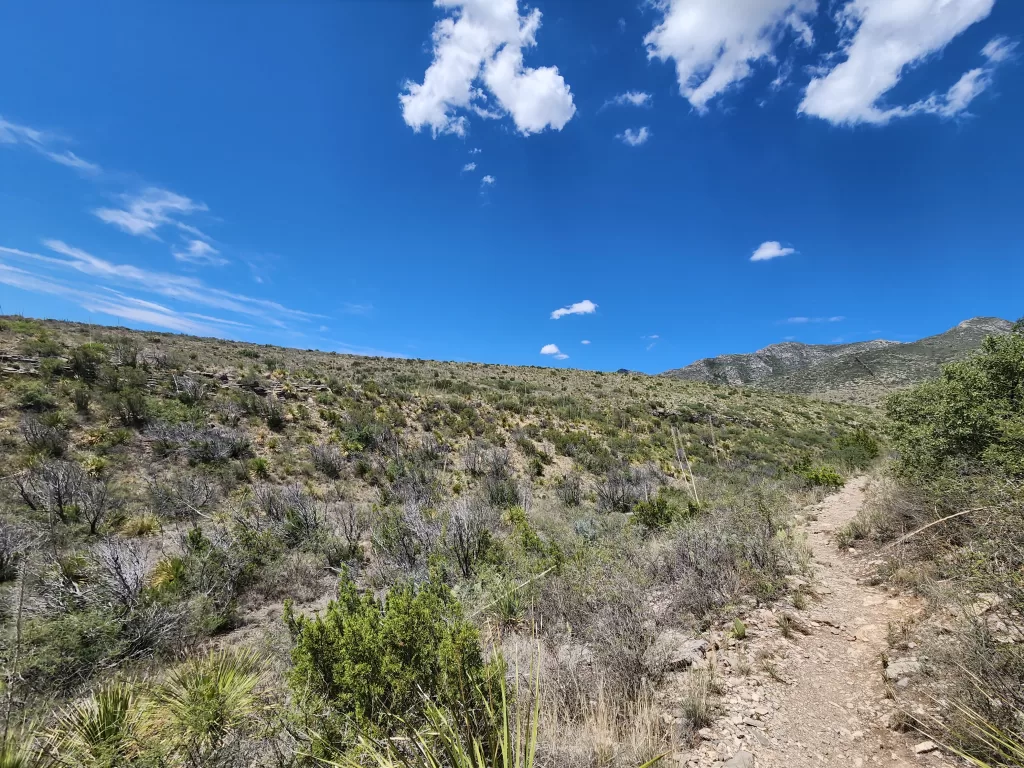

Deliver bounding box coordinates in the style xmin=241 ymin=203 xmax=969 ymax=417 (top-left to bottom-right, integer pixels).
xmin=667 ymin=477 xmax=952 ymax=767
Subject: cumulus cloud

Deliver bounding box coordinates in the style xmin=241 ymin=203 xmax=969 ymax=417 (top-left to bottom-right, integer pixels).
xmin=481 ymin=174 xmax=496 ymax=186
xmin=540 ymin=343 xmax=568 ymax=359
xmin=581 ymin=339 xmax=591 ymax=345
xmin=399 ymin=0 xmax=575 ymax=137
xmin=603 ymin=91 xmax=653 ymax=109
xmin=463 ymin=162 xmax=477 ymax=172
xmin=800 ymin=0 xmax=1002 ymax=125
xmin=550 ymin=299 xmax=597 ymax=320
xmin=617 ymin=127 xmax=651 ymax=146
xmin=751 ymin=241 xmax=795 ymax=261
xmin=645 ymin=0 xmax=816 ymax=112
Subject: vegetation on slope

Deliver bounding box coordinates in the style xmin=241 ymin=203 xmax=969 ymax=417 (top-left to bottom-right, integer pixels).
xmin=662 ymin=317 xmax=1012 ymax=405
xmin=839 ymin=320 xmax=1024 ymax=765
xmin=0 ymin=315 xmax=880 ymax=765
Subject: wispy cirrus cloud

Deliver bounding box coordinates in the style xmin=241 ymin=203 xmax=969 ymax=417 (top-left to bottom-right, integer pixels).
xmin=0 ymin=240 xmax=322 ymax=332
xmin=550 ymin=299 xmax=597 ymax=320
xmin=173 ymin=239 xmax=227 ymax=267
xmin=781 ymin=315 xmax=845 ymax=324
xmin=1 ymin=115 xmax=101 ymax=174
xmin=94 ymin=187 xmax=208 ymax=240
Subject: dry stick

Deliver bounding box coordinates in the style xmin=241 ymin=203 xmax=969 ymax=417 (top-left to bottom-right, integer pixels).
xmin=883 ymin=508 xmax=987 ymax=550
xmin=672 ymin=428 xmax=699 ymax=505
xmin=2 ymin=556 xmax=29 ymax=742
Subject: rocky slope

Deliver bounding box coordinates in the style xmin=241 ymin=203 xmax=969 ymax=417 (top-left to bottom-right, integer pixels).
xmin=662 ymin=317 xmax=1012 ymax=404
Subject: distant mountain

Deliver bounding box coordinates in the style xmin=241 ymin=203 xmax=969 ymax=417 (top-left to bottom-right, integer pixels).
xmin=660 ymin=317 xmax=1013 ymax=404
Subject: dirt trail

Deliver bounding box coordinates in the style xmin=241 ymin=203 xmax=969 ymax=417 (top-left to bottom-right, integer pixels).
xmin=682 ymin=477 xmax=951 ymax=767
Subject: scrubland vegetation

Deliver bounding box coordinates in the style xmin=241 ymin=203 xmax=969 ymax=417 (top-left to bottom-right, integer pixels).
xmin=839 ymin=320 xmax=1024 ymax=766
xmin=0 ymin=316 xmax=881 ymax=766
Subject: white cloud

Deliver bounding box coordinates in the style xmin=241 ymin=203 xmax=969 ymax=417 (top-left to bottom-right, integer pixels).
xmin=463 ymin=162 xmax=477 ymax=172
xmin=0 ymin=115 xmax=101 ymax=173
xmin=94 ymin=187 xmax=207 ymax=239
xmin=783 ymin=316 xmax=845 ymax=324
xmin=799 ymin=0 xmax=1001 ymax=126
xmin=173 ymin=239 xmax=228 ymax=267
xmin=604 ymin=91 xmax=652 ymax=109
xmin=645 ymin=0 xmax=816 ymax=112
xmin=617 ymin=127 xmax=651 ymax=146
xmin=481 ymin=174 xmax=496 ymax=186
xmin=540 ymin=343 xmax=567 ymax=360
xmin=469 ymin=147 xmax=482 ymax=154
xmin=399 ymin=0 xmax=575 ymax=137
xmin=0 ymin=240 xmax=320 ymax=329
xmin=581 ymin=339 xmax=591 ymax=345
xmin=550 ymin=299 xmax=597 ymax=320
xmin=751 ymin=241 xmax=795 ymax=261
xmin=982 ymin=36 xmax=1017 ymax=63
xmin=43 ymin=150 xmax=100 ymax=173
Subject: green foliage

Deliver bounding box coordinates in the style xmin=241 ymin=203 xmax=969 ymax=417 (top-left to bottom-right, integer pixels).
xmin=285 ymin=572 xmax=496 ymax=750
xmin=150 ymin=648 xmax=266 ymax=767
xmin=829 ymin=428 xmax=880 ymax=469
xmin=802 ymin=465 xmax=844 ymax=489
xmin=69 ymin=343 xmax=108 ymax=382
xmin=17 ymin=383 xmax=57 ymax=412
xmin=630 ymin=492 xmax=683 ymax=531
xmin=887 ymin=333 xmax=1024 ymax=477
xmin=50 ymin=681 xmax=145 ymax=767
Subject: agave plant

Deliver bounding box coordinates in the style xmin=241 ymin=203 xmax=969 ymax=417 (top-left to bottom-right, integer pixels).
xmin=48 ymin=681 xmax=144 ymax=767
xmin=149 ymin=647 xmax=266 ymax=768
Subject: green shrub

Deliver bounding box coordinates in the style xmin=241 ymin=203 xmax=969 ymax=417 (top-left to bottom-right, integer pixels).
xmin=830 ymin=428 xmax=880 ymax=469
xmin=69 ymin=343 xmax=108 ymax=381
xmin=285 ymin=572 xmax=497 ymax=752
xmin=887 ymin=332 xmax=1024 ymax=477
xmin=803 ymin=465 xmax=844 ymax=489
xmin=17 ymin=383 xmax=57 ymax=411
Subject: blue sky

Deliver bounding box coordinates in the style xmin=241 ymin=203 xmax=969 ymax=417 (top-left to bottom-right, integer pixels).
xmin=1 ymin=0 xmax=1021 ymax=373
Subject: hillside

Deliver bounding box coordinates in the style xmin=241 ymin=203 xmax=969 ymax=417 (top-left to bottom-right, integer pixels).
xmin=662 ymin=317 xmax=1012 ymax=404
xmin=0 ymin=315 xmax=881 ymax=764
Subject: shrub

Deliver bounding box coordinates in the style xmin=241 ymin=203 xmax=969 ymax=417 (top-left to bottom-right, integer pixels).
xmin=285 ymin=572 xmax=497 ymax=749
xmin=21 ymin=416 xmax=69 ymax=458
xmin=555 ymin=471 xmax=584 ymax=507
xmin=17 ymin=383 xmax=57 ymax=412
xmin=802 ymin=465 xmax=844 ymax=489
xmin=631 ymin=491 xmax=681 ymax=531
xmin=69 ymin=343 xmax=108 ymax=381
xmin=114 ymin=389 xmax=150 ymax=427
xmin=310 ymin=442 xmax=345 ymax=478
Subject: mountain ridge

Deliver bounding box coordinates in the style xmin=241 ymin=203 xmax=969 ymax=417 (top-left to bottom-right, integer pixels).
xmin=660 ymin=317 xmax=1013 ymax=403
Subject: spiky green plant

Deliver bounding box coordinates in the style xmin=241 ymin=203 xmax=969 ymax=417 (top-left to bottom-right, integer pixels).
xmin=149 ymin=647 xmax=266 ymax=767
xmin=317 ymin=666 xmax=664 ymax=768
xmin=49 ymin=681 xmax=143 ymax=766
xmin=932 ymin=699 xmax=1024 ymax=768
xmin=0 ymin=739 xmax=46 ymax=768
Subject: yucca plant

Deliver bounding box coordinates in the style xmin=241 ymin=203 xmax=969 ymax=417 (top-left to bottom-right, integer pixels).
xmin=316 ymin=665 xmax=665 ymax=768
xmin=48 ymin=681 xmax=144 ymax=767
xmin=148 ymin=647 xmax=266 ymax=767
xmin=932 ymin=699 xmax=1024 ymax=768
xmin=0 ymin=730 xmax=48 ymax=768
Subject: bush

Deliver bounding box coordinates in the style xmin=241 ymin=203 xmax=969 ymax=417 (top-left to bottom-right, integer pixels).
xmin=310 ymin=442 xmax=345 ymax=478
xmin=17 ymin=383 xmax=57 ymax=412
xmin=285 ymin=572 xmax=497 ymax=750
xmin=803 ymin=465 xmax=844 ymax=489
xmin=69 ymin=343 xmax=107 ymax=381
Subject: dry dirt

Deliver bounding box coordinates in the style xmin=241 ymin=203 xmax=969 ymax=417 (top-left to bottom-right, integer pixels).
xmin=672 ymin=476 xmax=954 ymax=767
